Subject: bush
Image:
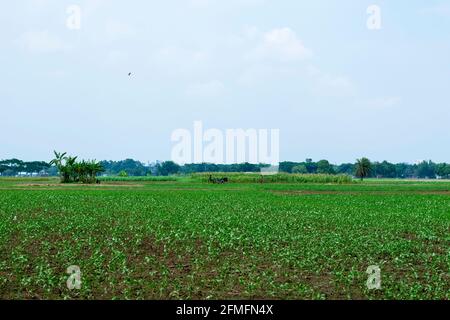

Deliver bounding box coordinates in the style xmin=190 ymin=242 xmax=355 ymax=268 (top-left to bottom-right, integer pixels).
xmin=98 ymin=176 xmax=181 ymax=182
xmin=118 ymin=170 xmax=128 ymax=177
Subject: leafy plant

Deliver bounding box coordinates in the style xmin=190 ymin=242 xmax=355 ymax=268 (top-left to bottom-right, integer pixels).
xmin=50 ymin=151 xmax=103 ymax=184
xmin=192 ymin=172 xmax=353 ymax=184
xmin=118 ymin=170 xmax=128 ymax=177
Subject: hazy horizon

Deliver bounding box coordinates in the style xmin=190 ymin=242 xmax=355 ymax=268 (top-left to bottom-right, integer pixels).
xmin=0 ymin=153 xmax=444 ymax=166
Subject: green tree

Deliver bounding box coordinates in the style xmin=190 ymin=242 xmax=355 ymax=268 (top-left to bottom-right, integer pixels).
xmin=85 ymin=160 xmax=104 ymax=183
xmin=64 ymin=156 xmax=78 ymax=183
xmin=415 ymin=161 xmax=436 ymax=179
xmin=355 ymin=158 xmax=372 ymax=181
xmin=49 ymin=151 xmax=68 ymax=182
xmin=336 ymin=163 xmax=355 ymax=175
xmin=49 ymin=151 xmax=103 ymax=183
xmin=118 ymin=170 xmax=128 ymax=177
xmin=158 ymin=161 xmax=180 ymax=176
xmin=436 ymin=163 xmax=450 ymax=179
xmin=317 ymin=160 xmax=335 ymax=174
xmin=292 ymin=164 xmax=308 ymax=174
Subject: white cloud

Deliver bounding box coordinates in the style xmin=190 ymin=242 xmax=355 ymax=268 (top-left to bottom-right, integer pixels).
xmin=16 ymin=31 xmax=69 ymax=53
xmin=185 ymin=80 xmax=225 ymax=98
xmin=236 ymin=27 xmax=314 ymax=86
xmin=307 ymin=66 xmax=355 ymax=97
xmin=236 ymin=27 xmax=354 ymax=97
xmin=246 ymin=27 xmax=312 ymax=62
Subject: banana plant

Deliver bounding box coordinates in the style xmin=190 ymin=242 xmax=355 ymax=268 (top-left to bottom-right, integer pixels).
xmin=50 ymin=151 xmax=103 ymax=184
xmin=49 ymin=151 xmax=67 ymax=182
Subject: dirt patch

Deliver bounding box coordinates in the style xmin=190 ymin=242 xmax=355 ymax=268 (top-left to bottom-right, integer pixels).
xmin=15 ymin=183 xmax=144 ymax=188
xmin=400 ymin=232 xmax=417 ymax=241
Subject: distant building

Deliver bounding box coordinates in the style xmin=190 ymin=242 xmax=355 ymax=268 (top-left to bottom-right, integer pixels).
xmin=39 ymin=170 xmax=49 ymax=177
xmin=16 ymin=172 xmax=40 ymax=177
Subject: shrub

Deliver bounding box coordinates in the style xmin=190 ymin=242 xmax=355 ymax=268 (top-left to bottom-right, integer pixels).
xmin=118 ymin=170 xmax=128 ymax=177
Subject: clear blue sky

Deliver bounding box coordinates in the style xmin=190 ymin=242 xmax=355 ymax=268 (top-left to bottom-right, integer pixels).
xmin=1 ymin=0 xmax=449 ymax=163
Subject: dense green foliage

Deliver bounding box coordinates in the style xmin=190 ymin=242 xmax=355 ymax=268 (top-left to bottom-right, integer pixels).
xmin=100 ymin=159 xmax=149 ymax=177
xmin=50 ymin=151 xmax=104 ymax=184
xmin=0 ymin=159 xmax=51 ymax=176
xmin=77 ymin=159 xmax=450 ymax=179
xmin=280 ymin=160 xmax=450 ymax=179
xmin=355 ymin=158 xmax=372 ymax=181
xmin=98 ymin=176 xmax=181 ymax=182
xmin=2 ymin=156 xmax=450 ymax=179
xmin=0 ymin=178 xmax=448 ymax=299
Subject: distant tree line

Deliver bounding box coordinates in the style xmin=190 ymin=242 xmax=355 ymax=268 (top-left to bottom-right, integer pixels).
xmin=107 ymin=159 xmax=450 ymax=179
xmin=99 ymin=160 xmax=269 ymax=176
xmin=1 ymin=157 xmax=450 ymax=179
xmin=279 ymin=159 xmax=450 ymax=179
xmin=100 ymin=159 xmax=149 ymax=177
xmin=0 ymin=159 xmax=53 ymax=176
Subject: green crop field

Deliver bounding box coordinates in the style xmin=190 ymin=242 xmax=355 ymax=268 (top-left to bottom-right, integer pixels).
xmin=0 ymin=177 xmax=448 ymax=300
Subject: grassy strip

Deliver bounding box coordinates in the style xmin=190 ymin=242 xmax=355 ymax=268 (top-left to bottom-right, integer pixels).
xmin=191 ymin=172 xmax=353 ymax=184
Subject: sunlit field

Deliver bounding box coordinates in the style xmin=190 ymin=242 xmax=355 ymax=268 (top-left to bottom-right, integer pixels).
xmin=0 ymin=177 xmax=448 ymax=300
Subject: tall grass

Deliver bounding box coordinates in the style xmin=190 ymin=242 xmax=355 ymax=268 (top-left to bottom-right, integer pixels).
xmin=98 ymin=176 xmax=182 ymax=182
xmin=98 ymin=173 xmax=353 ymax=184
xmin=192 ymin=172 xmax=353 ymax=184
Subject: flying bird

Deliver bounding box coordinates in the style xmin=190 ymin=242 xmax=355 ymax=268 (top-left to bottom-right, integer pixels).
xmin=128 ymin=72 xmax=132 ymax=76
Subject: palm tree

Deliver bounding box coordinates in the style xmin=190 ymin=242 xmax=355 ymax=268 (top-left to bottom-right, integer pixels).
xmin=73 ymin=162 xmax=85 ymax=183
xmin=64 ymin=156 xmax=78 ymax=183
xmin=88 ymin=160 xmax=104 ymax=182
xmin=49 ymin=151 xmax=66 ymax=169
xmin=49 ymin=151 xmax=67 ymax=182
xmin=355 ymin=158 xmax=372 ymax=181
xmin=49 ymin=152 xmax=103 ymax=184
xmin=82 ymin=160 xmax=104 ymax=183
